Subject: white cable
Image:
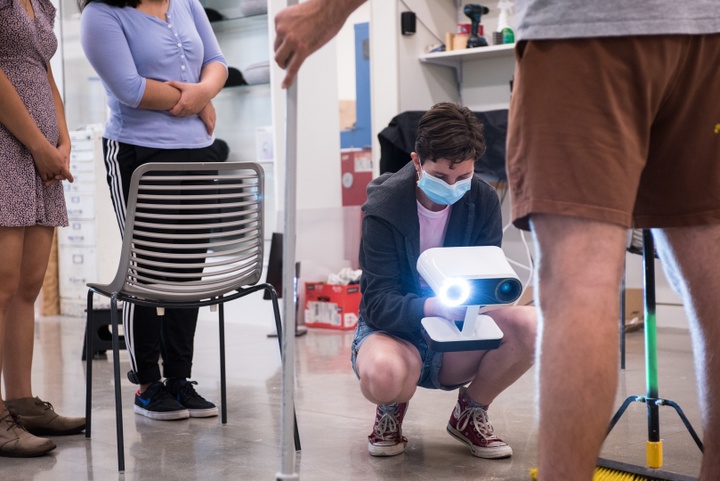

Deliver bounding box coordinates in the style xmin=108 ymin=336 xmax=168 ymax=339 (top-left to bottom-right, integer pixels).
xmin=497 ymin=187 xmax=535 ymax=305
xmin=519 ymin=228 xmax=534 ymax=302
xmin=507 ymin=257 xmax=531 ymax=271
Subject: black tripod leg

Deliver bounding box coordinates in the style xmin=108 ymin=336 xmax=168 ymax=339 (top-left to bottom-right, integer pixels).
xmin=607 ymin=396 xmax=643 ymax=436
xmin=662 ymin=399 xmax=704 ymax=452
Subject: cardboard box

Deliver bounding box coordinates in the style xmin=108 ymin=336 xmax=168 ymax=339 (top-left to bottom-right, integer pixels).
xmin=305 ymin=282 xmax=361 ymax=330
xmin=623 ymin=288 xmax=644 ymax=331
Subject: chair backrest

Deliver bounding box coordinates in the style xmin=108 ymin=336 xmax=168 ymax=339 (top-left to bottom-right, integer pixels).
xmin=103 ymin=162 xmax=264 ymax=302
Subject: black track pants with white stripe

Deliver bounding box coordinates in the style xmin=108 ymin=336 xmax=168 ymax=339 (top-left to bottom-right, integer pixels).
xmin=101 ymin=138 xmax=225 ymax=385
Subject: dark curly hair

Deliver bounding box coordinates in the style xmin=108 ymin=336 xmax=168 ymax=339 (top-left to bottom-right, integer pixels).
xmin=78 ymin=0 xmax=140 ymax=11
xmin=414 ymin=102 xmax=486 ymax=165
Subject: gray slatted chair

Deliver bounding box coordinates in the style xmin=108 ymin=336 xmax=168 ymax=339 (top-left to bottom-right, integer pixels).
xmin=84 ymin=162 xmax=300 ymax=472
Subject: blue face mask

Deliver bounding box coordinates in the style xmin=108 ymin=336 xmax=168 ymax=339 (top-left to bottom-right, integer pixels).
xmin=417 ymin=167 xmax=472 ymax=205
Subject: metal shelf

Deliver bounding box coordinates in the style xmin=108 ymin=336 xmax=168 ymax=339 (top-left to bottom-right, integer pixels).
xmin=420 ymin=43 xmax=515 ymax=71
xmin=419 ymin=43 xmax=515 ymax=98
xmin=209 ymin=13 xmax=268 ymax=34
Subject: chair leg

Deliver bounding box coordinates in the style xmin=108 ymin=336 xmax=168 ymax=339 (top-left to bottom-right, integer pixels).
xmin=110 ymin=296 xmax=125 ymax=472
xmin=268 ymin=287 xmax=301 ymax=452
xmin=85 ymin=291 xmax=94 ymax=438
xmin=219 ymin=303 xmax=227 ymax=424
xmin=293 ymin=409 xmax=301 ymax=452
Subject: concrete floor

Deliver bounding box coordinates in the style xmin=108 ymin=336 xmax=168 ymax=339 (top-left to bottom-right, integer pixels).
xmin=3 ymin=309 xmax=705 ymax=481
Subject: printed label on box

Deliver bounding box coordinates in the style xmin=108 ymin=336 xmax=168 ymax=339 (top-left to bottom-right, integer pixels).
xmin=304 ymin=282 xmax=361 ymax=330
xmin=307 ymin=301 xmax=341 ymax=326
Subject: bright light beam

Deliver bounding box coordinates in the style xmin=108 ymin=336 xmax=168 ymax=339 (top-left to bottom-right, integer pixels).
xmin=439 ymin=278 xmax=470 ymax=307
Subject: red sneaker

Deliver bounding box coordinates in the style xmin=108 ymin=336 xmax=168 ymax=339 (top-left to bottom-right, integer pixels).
xmin=447 ymin=387 xmax=512 ymax=459
xmin=367 ymin=402 xmax=408 ymax=457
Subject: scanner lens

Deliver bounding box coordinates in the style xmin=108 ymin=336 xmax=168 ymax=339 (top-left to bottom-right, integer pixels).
xmin=496 ymin=279 xmax=522 ymax=303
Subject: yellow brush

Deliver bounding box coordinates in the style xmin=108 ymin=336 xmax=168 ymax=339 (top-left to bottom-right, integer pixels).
xmin=529 ymin=467 xmax=650 ymax=481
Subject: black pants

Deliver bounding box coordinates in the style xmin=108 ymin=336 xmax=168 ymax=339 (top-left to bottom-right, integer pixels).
xmin=102 ymin=138 xmax=226 ymax=385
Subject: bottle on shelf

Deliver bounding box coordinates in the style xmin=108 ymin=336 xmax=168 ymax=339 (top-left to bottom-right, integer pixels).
xmin=493 ymin=0 xmax=515 ymax=45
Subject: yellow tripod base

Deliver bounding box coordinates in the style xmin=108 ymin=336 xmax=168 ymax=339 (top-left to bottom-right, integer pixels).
xmin=646 ymin=440 xmax=663 ymax=469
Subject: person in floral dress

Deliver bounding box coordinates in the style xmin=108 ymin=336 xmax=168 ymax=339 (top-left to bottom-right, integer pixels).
xmin=0 ymin=0 xmax=85 ymax=457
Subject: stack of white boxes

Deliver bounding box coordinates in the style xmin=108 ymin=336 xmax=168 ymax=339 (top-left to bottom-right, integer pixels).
xmin=58 ymin=126 xmax=121 ymax=316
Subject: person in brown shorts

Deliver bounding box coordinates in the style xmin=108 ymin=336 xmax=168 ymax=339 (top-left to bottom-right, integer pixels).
xmin=507 ymin=33 xmax=720 ymax=481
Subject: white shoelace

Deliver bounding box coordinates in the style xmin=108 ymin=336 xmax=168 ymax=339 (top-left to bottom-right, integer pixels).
xmin=454 ymin=405 xmax=497 ymax=441
xmin=374 ymin=404 xmax=401 ymax=440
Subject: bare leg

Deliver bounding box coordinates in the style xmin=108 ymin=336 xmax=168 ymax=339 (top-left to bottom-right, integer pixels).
xmin=3 ymin=225 xmax=54 ymax=400
xmin=0 ymin=227 xmax=27 ymax=412
xmin=439 ymin=305 xmax=536 ymax=405
xmin=355 ymin=333 xmax=422 ymax=405
xmin=532 ymin=215 xmax=627 ymax=481
xmin=653 ymin=224 xmax=720 ymax=481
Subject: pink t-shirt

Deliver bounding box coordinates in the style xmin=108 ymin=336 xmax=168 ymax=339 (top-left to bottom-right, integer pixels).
xmin=417 ymin=200 xmax=451 ymax=287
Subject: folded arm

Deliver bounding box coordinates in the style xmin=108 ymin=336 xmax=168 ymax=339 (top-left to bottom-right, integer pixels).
xmin=167 ymin=61 xmax=226 ymax=117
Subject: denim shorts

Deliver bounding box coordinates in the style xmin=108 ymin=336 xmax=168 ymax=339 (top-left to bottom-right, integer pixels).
xmin=350 ymin=316 xmax=460 ymax=391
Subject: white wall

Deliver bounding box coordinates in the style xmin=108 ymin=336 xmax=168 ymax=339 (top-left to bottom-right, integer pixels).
xmin=267 ymin=0 xmax=350 ymax=281
xmin=369 ymin=0 xmax=459 ymax=174
xmin=395 ymin=0 xmax=458 ymax=111
xmin=268 ymin=0 xmax=342 ymax=214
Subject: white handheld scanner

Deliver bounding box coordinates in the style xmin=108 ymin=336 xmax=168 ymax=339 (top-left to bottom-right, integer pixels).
xmin=417 ymin=246 xmax=522 ymax=352
xmin=417 ymin=246 xmax=522 ymax=307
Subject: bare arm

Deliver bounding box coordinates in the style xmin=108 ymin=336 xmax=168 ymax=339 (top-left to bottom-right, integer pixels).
xmin=0 ymin=65 xmax=71 ymax=183
xmin=274 ymin=0 xmax=366 ymax=88
xmin=47 ymin=63 xmax=73 ymax=183
xmin=167 ymin=61 xmax=227 ymax=117
xmin=137 ymin=80 xmax=182 ymax=111
xmin=424 ymin=297 xmax=467 ymax=321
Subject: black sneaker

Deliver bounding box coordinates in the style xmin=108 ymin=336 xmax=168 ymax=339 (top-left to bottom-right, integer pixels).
xmin=165 ymin=379 xmax=219 ymax=418
xmin=134 ymin=382 xmax=189 ymax=421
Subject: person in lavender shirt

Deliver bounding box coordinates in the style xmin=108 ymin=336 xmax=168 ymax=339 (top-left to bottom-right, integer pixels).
xmin=80 ymin=0 xmax=228 ymax=421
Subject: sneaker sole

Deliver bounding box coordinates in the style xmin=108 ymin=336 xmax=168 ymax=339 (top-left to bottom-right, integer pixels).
xmin=188 ymin=407 xmax=219 ymax=418
xmin=446 ymin=425 xmax=513 ymax=459
xmin=367 ymin=441 xmax=406 ymax=457
xmin=134 ymin=405 xmax=190 ymax=421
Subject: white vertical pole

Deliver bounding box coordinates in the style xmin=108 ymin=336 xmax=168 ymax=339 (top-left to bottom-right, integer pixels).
xmin=277 ymin=0 xmax=299 ymax=477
